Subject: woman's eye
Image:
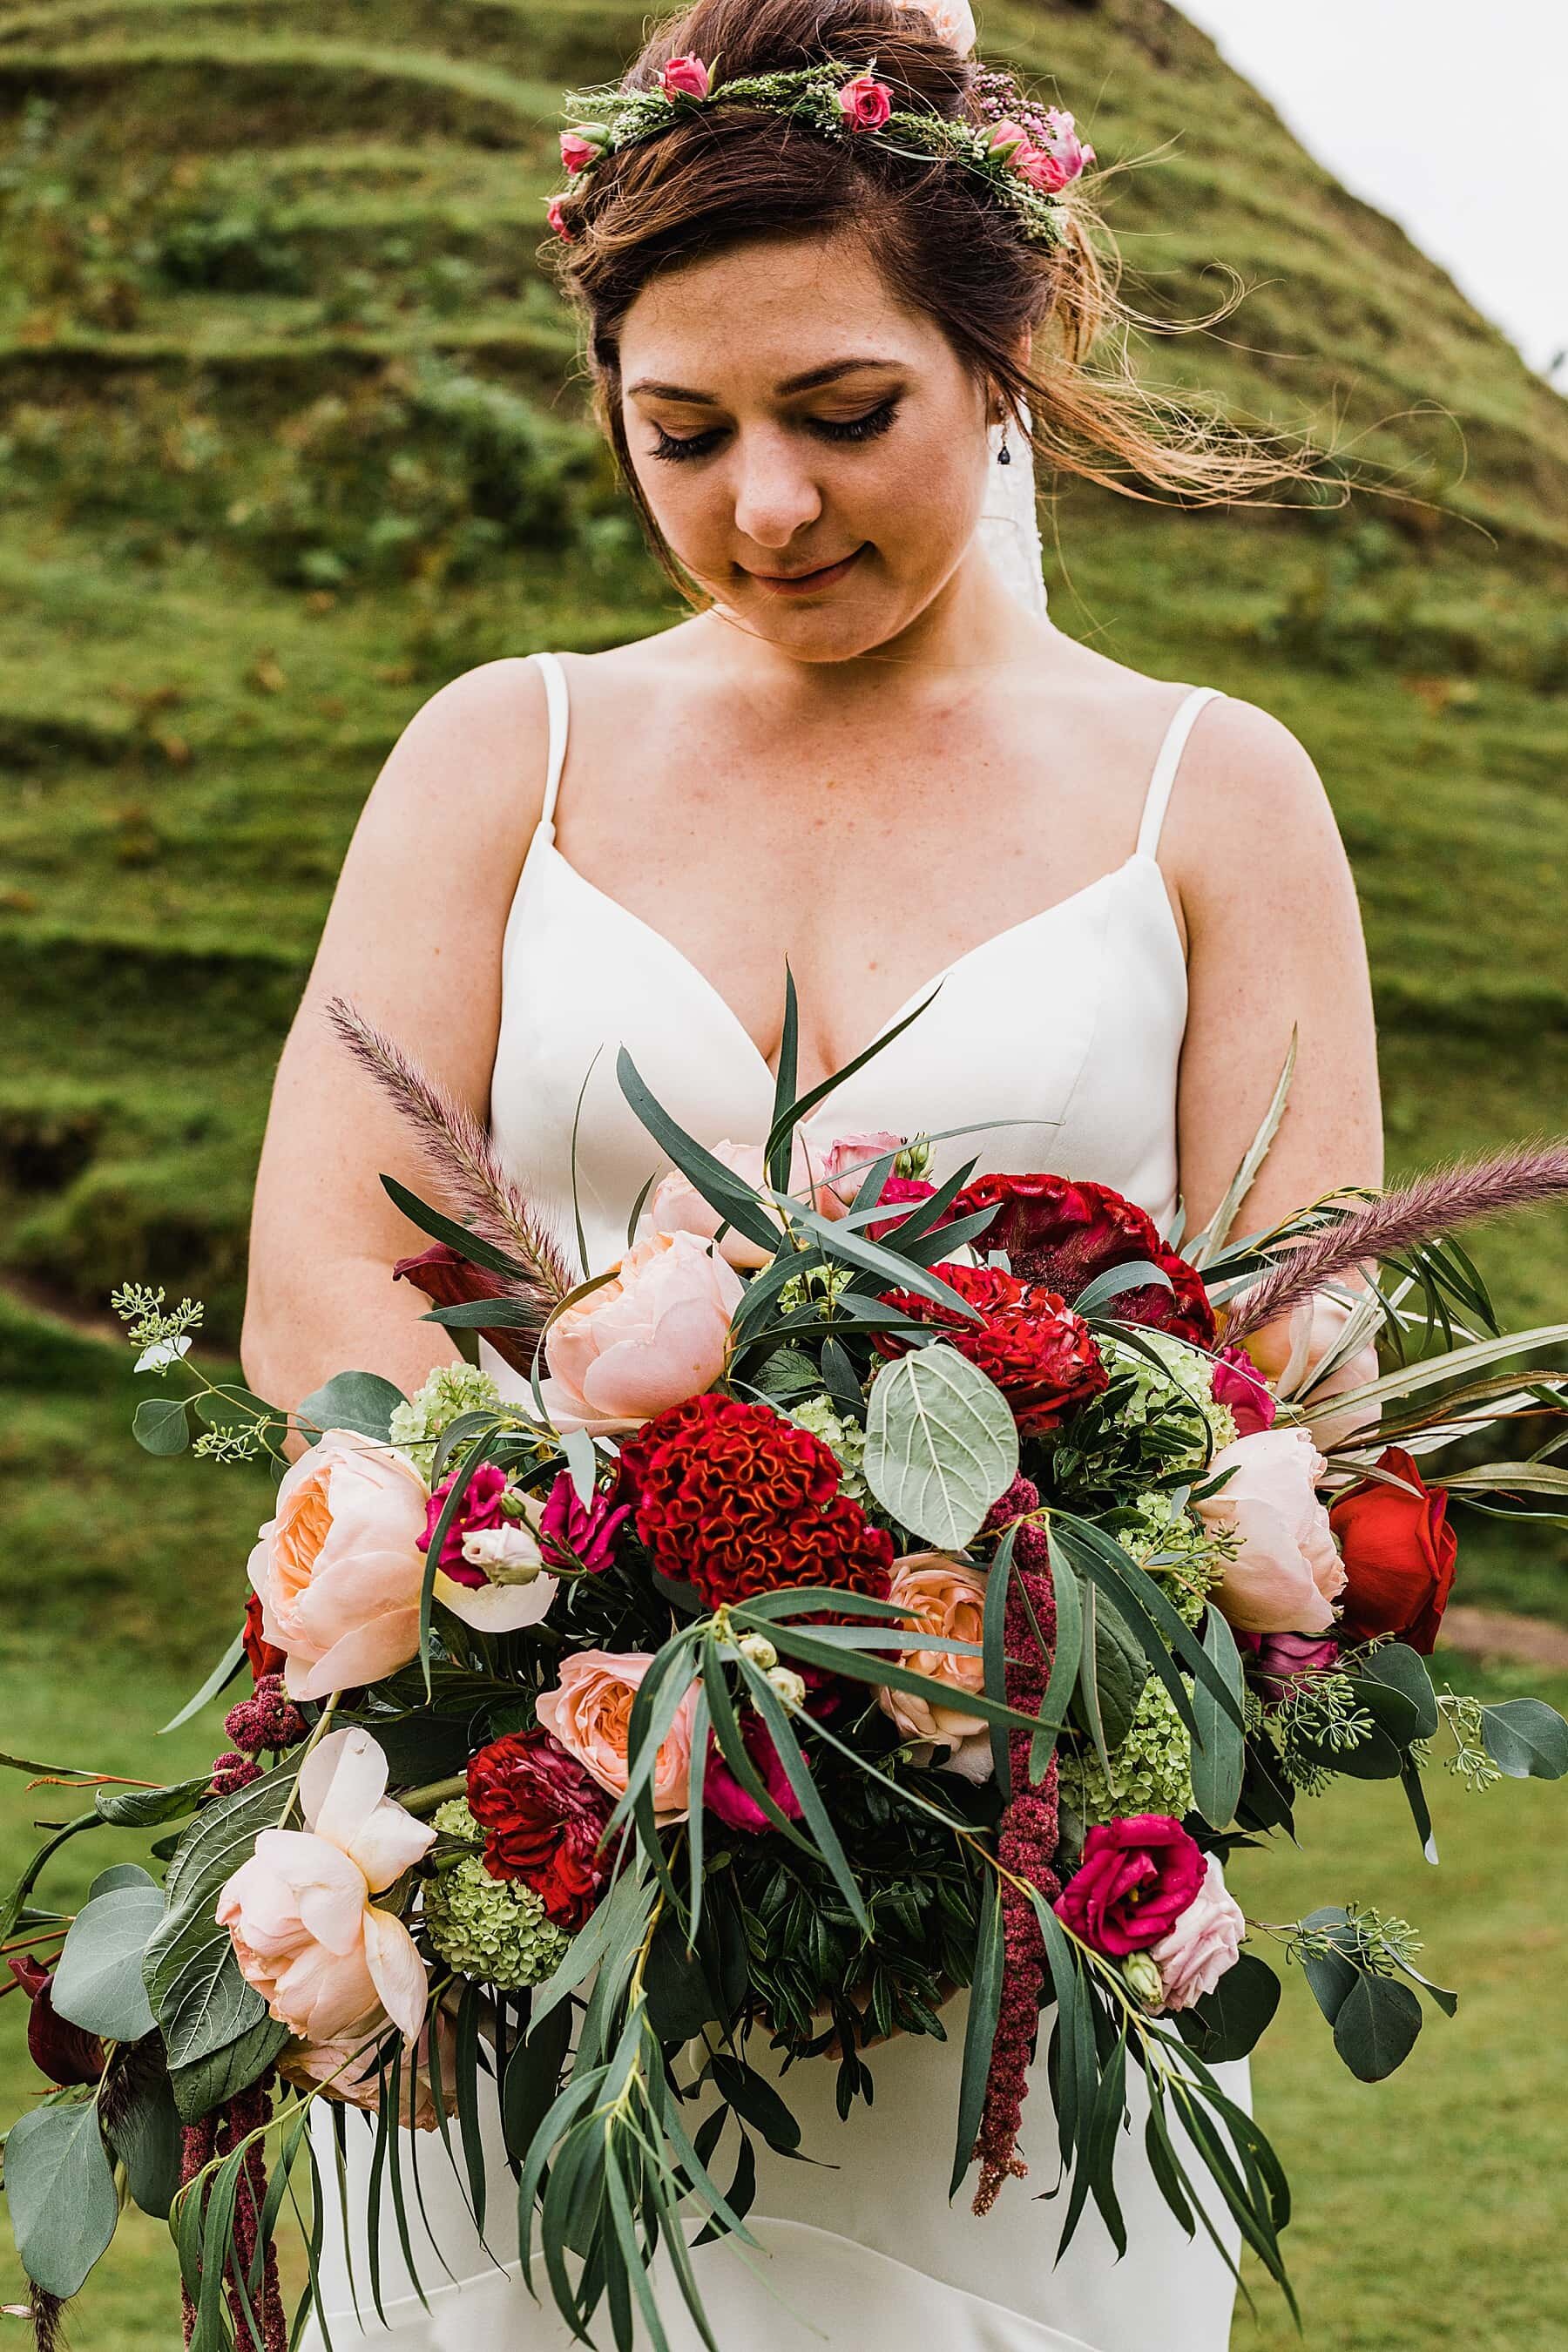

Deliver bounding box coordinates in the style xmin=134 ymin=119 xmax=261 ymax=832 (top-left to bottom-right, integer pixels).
xmin=811 ymin=399 xmax=899 ymax=444
xmin=650 ymin=424 xmax=725 ymax=463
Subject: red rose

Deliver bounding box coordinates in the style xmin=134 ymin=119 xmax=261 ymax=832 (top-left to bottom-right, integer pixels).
xmin=1053 ymin=1815 xmax=1206 ymax=1957
xmin=619 ymin=1393 xmax=893 ymax=1609
xmin=951 ymin=1173 xmax=1216 ymax=1348
xmin=876 ymin=1260 xmax=1108 ymax=1436
xmin=466 ymin=1729 xmax=616 ymax=1929
xmin=1328 ymin=1447 xmax=1457 ymax=1654
xmin=242 ymin=1588 xmax=286 ymax=1684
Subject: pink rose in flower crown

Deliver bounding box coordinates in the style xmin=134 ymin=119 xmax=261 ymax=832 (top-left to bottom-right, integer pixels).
xmin=541 ymin=1227 xmax=743 ymax=1433
xmin=216 ymin=1727 xmax=434 ymax=2044
xmin=1056 ymin=1815 xmax=1206 ymax=1957
xmin=659 ymin=53 xmax=711 ymax=100
xmin=247 ymin=1429 xmax=433 ymax=1701
xmin=546 ymin=195 xmax=573 ymax=241
xmin=875 ymin=1552 xmax=992 ymax=1780
xmin=838 ymin=73 xmax=894 ymax=132
xmin=1194 ymin=1426 xmax=1346 ymax=1635
xmin=536 ymin=1651 xmax=700 ymax=1820
xmin=986 ymin=118 xmax=1031 ymax=161
xmin=558 ymin=126 xmax=604 ymax=174
xmin=649 ymin=1137 xmax=848 ymax=1271
xmin=1150 ymin=1851 xmax=1247 ymax=2011
xmin=1211 ymin=1344 xmax=1277 ymax=1437
xmin=1014 ymin=109 xmax=1094 ymax=192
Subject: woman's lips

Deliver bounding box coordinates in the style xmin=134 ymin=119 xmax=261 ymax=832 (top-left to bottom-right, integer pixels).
xmin=744 ymin=545 xmax=867 ymax=597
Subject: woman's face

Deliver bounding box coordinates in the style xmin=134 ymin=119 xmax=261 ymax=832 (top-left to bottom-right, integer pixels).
xmin=615 ymin=232 xmax=997 ymax=662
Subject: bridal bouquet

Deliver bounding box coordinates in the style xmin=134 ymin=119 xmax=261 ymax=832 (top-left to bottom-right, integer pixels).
xmin=5 ymin=986 xmax=1567 ymax=2352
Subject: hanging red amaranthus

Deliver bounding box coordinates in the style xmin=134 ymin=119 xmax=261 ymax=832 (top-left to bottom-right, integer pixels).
xmin=973 ymin=1475 xmax=1062 ymax=2214
xmin=179 ymin=2073 xmax=287 ymax=2351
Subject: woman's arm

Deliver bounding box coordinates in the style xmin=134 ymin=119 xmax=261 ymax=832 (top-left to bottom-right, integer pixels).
xmin=240 ymin=658 xmax=551 ymax=1451
xmin=1169 ymin=697 xmax=1383 ymax=1247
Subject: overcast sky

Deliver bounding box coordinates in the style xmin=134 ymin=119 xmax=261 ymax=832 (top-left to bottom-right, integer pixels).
xmin=1175 ymin=0 xmax=1565 ymax=385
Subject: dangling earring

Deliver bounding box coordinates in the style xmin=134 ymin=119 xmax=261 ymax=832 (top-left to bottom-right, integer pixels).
xmin=997 ymin=428 xmax=1012 ymax=467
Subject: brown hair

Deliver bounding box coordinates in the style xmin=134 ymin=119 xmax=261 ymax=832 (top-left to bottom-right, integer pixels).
xmin=549 ymin=0 xmax=1327 ymax=590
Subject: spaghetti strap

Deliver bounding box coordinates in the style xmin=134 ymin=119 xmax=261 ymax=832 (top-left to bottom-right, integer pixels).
xmin=1135 ymin=684 xmax=1224 ymax=863
xmin=531 ymin=650 xmax=570 ymax=842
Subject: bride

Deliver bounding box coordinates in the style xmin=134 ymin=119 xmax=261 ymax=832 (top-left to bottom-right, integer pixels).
xmin=242 ymin=0 xmax=1382 ymax=2343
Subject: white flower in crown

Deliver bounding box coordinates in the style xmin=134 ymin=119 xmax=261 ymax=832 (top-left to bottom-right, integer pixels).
xmin=891 ymin=0 xmax=978 ymax=57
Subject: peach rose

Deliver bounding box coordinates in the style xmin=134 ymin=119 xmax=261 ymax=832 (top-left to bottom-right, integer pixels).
xmin=216 ymin=1727 xmax=434 ymax=2044
xmin=541 ymin=1229 xmax=743 ymax=1432
xmin=1243 ymin=1287 xmax=1382 ymax=1451
xmin=876 ymin=1553 xmax=992 ymax=1781
xmin=1150 ymin=1851 xmax=1247 ymax=2013
xmin=536 ymin=1651 xmax=699 ymax=1820
xmin=248 ymin=1429 xmax=431 ymax=1702
xmin=891 ymin=0 xmax=977 ymax=52
xmin=649 ymin=1136 xmax=848 ymax=1268
xmin=1195 ymin=1426 xmax=1347 ymax=1635
xmin=279 ymin=2005 xmax=454 ymax=2132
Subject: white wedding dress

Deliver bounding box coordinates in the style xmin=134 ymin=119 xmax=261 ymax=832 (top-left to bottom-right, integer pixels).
xmin=301 ymin=432 xmax=1251 ymax=2350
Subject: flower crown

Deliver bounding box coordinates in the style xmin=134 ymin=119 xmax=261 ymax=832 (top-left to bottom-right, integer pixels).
xmin=548 ymin=53 xmax=1096 ymax=246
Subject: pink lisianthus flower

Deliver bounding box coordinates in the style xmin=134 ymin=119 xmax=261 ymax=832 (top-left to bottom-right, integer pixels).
xmin=649 ymin=1137 xmax=848 ymax=1270
xmin=536 ymin=1650 xmax=700 ymax=1820
xmin=539 ymin=1467 xmax=632 ymax=1573
xmin=1195 ymin=1425 xmax=1347 ymax=1635
xmin=541 ymin=1228 xmax=743 ymax=1433
xmin=1212 ymin=1344 xmax=1277 ymax=1436
xmin=420 ymin=1463 xmax=510 ymax=1584
xmin=1150 ymin=1851 xmax=1247 ymax=2012
xmin=1054 ymin=1815 xmax=1206 ymax=1957
xmin=838 ymin=73 xmax=894 ymax=131
xmin=703 ymin=1708 xmax=805 ymax=1835
xmin=814 ymin=1130 xmax=906 ymax=1206
xmin=659 ymin=53 xmax=711 ymax=99
xmin=216 ymin=1727 xmax=434 ymax=2044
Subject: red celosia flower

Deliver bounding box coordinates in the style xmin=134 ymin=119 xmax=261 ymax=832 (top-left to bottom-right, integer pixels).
xmin=953 ymin=1173 xmax=1217 ymax=1348
xmin=877 ymin=1261 xmax=1108 ymax=1436
xmin=467 ymin=1728 xmax=615 ymax=1929
xmin=619 ymin=1393 xmax=894 ymax=1609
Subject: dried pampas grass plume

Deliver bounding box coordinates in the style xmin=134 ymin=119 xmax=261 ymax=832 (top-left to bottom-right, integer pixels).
xmin=1222 ymin=1142 xmax=1568 ymax=1347
xmin=325 ymin=995 xmax=573 ymax=1315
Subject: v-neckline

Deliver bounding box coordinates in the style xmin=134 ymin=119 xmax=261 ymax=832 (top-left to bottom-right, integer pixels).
xmin=534 ymin=836 xmax=1170 ymax=1090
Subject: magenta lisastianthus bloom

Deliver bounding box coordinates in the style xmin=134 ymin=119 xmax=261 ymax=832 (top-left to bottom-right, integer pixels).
xmin=1054 ymin=1815 xmax=1207 ymax=1957
xmin=837 ymin=73 xmax=894 ymax=132
xmin=703 ymin=1708 xmax=805 ymax=1835
xmin=538 ymin=1467 xmax=632 ymax=1573
xmin=659 ymin=53 xmax=711 ymax=100
xmin=1211 ymin=1343 xmax=1277 ymax=1436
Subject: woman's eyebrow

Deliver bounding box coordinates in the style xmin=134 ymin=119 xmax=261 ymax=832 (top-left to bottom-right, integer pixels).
xmin=625 ymin=356 xmax=901 ymax=403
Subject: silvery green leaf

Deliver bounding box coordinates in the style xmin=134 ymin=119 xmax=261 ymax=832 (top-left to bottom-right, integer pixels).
xmin=5 ymin=2102 xmax=118 ymax=2295
xmin=862 ymin=1342 xmax=1018 ymax=1549
xmin=135 ymin=1335 xmax=192 ymax=1374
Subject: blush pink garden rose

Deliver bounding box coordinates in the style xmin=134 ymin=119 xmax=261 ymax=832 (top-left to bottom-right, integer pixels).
xmin=536 ymin=1651 xmax=700 ymax=1821
xmin=540 ymin=1228 xmax=744 ymax=1433
xmin=648 ymin=1137 xmax=848 ymax=1270
xmin=247 ymin=1430 xmax=431 ymax=1701
xmin=216 ymin=1727 xmax=434 ymax=2044
xmin=659 ymin=53 xmax=710 ymax=99
xmin=837 ymin=72 xmax=894 ymax=132
xmin=875 ymin=1553 xmax=992 ymax=1782
xmin=1150 ymin=1851 xmax=1247 ymax=2013
xmin=1195 ymin=1426 xmax=1348 ymax=1635
xmin=1241 ymin=1288 xmax=1382 ymax=1451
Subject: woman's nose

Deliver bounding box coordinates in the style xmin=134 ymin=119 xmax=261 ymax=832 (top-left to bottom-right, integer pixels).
xmin=729 ymin=429 xmax=823 ymax=550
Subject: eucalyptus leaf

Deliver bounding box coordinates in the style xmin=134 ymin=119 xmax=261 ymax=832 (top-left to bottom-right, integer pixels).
xmin=5 ymin=2100 xmax=119 ymax=2296
xmin=51 ymin=1879 xmax=163 ymax=2041
xmin=1360 ymin=1642 xmax=1440 ymax=1740
xmin=1175 ymin=1951 xmax=1281 ymax=2063
xmin=862 ymin=1343 xmax=1018 ymax=1549
xmin=1480 ymin=1699 xmax=1568 ymax=1780
xmin=132 ymin=1394 xmax=190 ymax=1456
xmin=1331 ymin=1972 xmax=1423 ymax=2081
xmin=294 ymin=1369 xmax=408 ymax=1446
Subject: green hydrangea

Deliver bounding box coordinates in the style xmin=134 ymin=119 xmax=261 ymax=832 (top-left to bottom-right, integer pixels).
xmin=1100 ymin=1328 xmax=1237 ymax=1463
xmin=389 ymin=1363 xmax=504 ymax=1472
xmin=1058 ymin=1676 xmax=1194 ymax=1828
xmin=786 ymin=1395 xmax=869 ymax=1500
xmin=420 ymin=1801 xmax=570 ymax=1989
xmin=1119 ymin=1489 xmax=1229 ymax=1626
